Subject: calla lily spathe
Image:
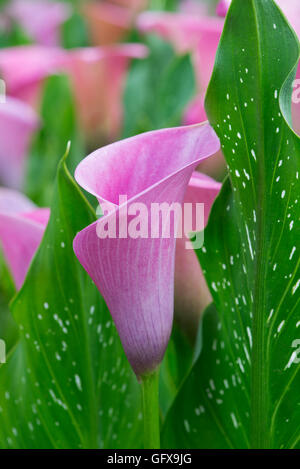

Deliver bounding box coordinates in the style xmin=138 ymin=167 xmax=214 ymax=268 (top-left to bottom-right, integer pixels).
xmin=174 ymin=172 xmax=221 ymax=341
xmin=0 ymin=188 xmax=49 ymax=289
xmin=73 ymin=123 xmax=220 ymax=377
xmin=0 ymin=97 xmax=39 ymax=188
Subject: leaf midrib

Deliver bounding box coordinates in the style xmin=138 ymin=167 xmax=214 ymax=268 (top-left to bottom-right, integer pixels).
xmin=249 ymin=0 xmax=270 ymax=449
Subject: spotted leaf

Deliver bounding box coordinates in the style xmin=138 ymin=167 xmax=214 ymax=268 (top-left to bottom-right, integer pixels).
xmin=162 ymin=0 xmax=300 ymax=449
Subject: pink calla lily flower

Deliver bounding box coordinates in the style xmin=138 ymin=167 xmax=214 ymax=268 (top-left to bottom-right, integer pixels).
xmin=174 ymin=172 xmax=221 ymax=341
xmin=0 ymin=44 xmax=147 ymax=143
xmin=0 ymin=46 xmax=67 ymax=106
xmin=83 ymin=0 xmax=147 ymax=46
xmin=64 ymin=44 xmax=148 ymax=143
xmin=73 ymin=123 xmax=220 ymax=377
xmin=0 ymin=97 xmax=39 ymax=188
xmin=0 ymin=188 xmax=49 ymax=289
xmin=6 ymin=0 xmax=71 ymax=47
xmin=216 ymin=0 xmax=231 ymax=17
xmin=112 ymin=0 xmax=147 ymax=10
xmin=180 ymin=0 xmax=208 ymax=15
xmin=137 ymin=11 xmax=224 ymax=125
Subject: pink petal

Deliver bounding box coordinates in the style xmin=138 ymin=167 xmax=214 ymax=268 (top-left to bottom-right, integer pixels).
xmin=276 ymin=0 xmax=300 ymax=39
xmin=73 ymin=123 xmax=220 ymax=376
xmin=183 ymin=94 xmax=206 ymax=125
xmin=7 ymin=0 xmax=71 ymax=46
xmin=82 ymin=2 xmax=135 ymax=46
xmin=113 ymin=0 xmax=147 ymax=11
xmin=180 ymin=0 xmax=208 ymax=15
xmin=65 ymin=44 xmax=148 ymax=142
xmin=216 ymin=0 xmax=231 ymax=17
xmin=0 ymin=190 xmax=49 ymax=289
xmin=0 ymin=45 xmax=147 ymax=142
xmin=0 ymin=97 xmax=40 ymax=188
xmin=0 ymin=187 xmax=36 ymax=213
xmin=174 ymin=172 xmax=221 ymax=340
xmin=0 ymin=46 xmax=66 ymax=102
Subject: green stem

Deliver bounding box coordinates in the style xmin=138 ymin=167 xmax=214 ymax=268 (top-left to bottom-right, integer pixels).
xmin=140 ymin=368 xmax=160 ymax=449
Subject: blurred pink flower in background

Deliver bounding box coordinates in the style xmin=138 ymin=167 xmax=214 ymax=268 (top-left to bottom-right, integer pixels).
xmin=112 ymin=0 xmax=147 ymax=9
xmin=137 ymin=10 xmax=225 ymax=178
xmin=0 ymin=97 xmax=39 ymax=188
xmin=0 ymin=44 xmax=147 ymax=144
xmin=0 ymin=46 xmax=66 ymax=106
xmin=6 ymin=0 xmax=71 ymax=46
xmin=0 ymin=188 xmax=49 ymax=289
xmin=64 ymin=44 xmax=148 ymax=143
xmin=180 ymin=0 xmax=208 ymax=15
xmin=83 ymin=0 xmax=147 ymax=47
xmin=174 ymin=171 xmax=221 ymax=341
xmin=137 ymin=11 xmax=224 ymax=125
xmin=216 ymin=0 xmax=230 ymax=17
xmin=73 ymin=123 xmax=220 ymax=376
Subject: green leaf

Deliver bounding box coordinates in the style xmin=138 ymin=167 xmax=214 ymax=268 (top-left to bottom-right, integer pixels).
xmin=0 ymin=154 xmax=142 ymax=449
xmin=0 ymin=251 xmax=18 ymax=354
xmin=162 ymin=0 xmax=300 ymax=449
xmin=61 ymin=11 xmax=89 ymax=49
xmin=149 ymin=0 xmax=180 ymax=11
xmin=26 ymin=74 xmax=84 ymax=206
xmin=156 ymin=54 xmax=196 ymax=128
xmin=0 ymin=22 xmax=32 ymax=48
xmin=122 ymin=36 xmax=195 ymax=137
xmin=159 ymin=324 xmax=194 ymax=418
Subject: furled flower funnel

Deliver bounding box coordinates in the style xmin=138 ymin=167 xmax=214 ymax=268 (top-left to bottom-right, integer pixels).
xmin=0 ymin=45 xmax=147 ymax=143
xmin=0 ymin=97 xmax=40 ymax=188
xmin=137 ymin=12 xmax=223 ymax=125
xmin=174 ymin=172 xmax=221 ymax=341
xmin=6 ymin=0 xmax=71 ymax=46
xmin=73 ymin=123 xmax=220 ymax=377
xmin=0 ymin=188 xmax=49 ymax=289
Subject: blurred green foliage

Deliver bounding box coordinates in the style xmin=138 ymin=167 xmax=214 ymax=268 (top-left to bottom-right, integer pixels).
xmin=123 ymin=35 xmax=196 ymax=138
xmin=26 ymin=74 xmax=84 ymax=206
xmin=61 ymin=10 xmax=89 ymax=49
